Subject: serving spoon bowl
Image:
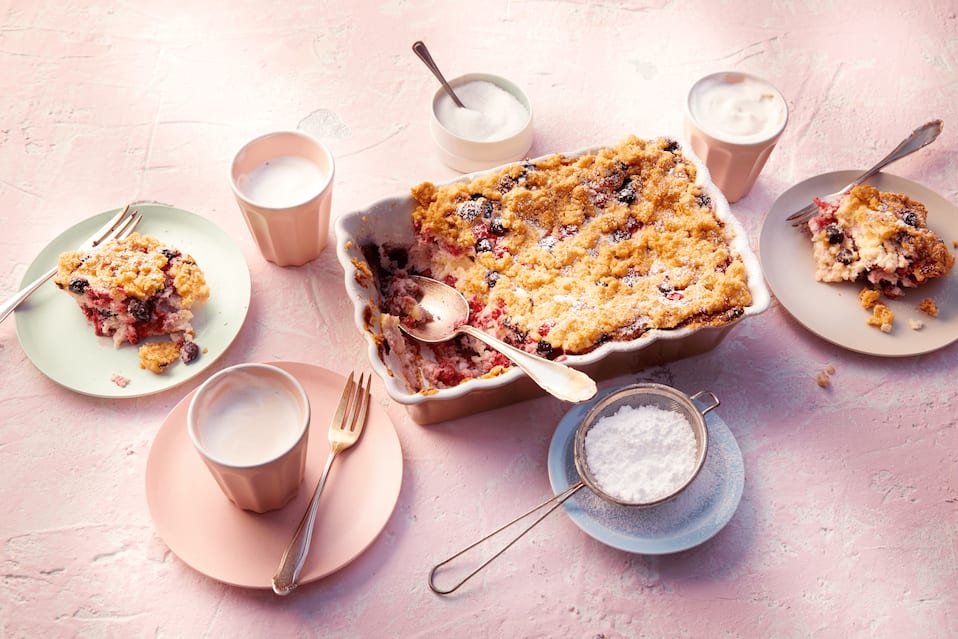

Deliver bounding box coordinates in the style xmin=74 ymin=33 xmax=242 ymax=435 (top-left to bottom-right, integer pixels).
xmin=398 ymin=275 xmax=597 ymax=403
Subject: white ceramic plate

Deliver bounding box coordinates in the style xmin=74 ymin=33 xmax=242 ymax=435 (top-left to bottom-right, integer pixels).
xmin=15 ymin=204 xmax=251 ymax=397
xmin=145 ymin=362 xmax=403 ymax=589
xmin=547 ymin=386 xmax=744 ymax=554
xmin=761 ymin=172 xmax=958 ymax=356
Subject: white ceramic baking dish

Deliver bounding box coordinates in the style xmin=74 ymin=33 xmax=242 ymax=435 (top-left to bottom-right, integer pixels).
xmin=335 ymin=142 xmax=770 ymax=424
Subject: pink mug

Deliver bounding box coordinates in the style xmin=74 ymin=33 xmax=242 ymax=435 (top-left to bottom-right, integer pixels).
xmin=684 ymin=71 xmax=788 ymax=203
xmin=230 ymin=130 xmax=335 ymax=266
xmin=187 ymin=363 xmax=310 ymax=513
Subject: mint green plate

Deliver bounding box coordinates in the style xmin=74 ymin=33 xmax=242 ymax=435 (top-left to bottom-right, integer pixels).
xmin=15 ymin=204 xmax=251 ymax=397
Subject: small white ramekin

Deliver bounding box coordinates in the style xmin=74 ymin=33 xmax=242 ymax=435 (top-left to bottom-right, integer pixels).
xmin=429 ymin=72 xmax=534 ymax=173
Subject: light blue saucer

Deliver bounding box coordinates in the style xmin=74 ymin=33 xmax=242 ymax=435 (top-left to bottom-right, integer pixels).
xmin=547 ymin=386 xmax=745 ymax=554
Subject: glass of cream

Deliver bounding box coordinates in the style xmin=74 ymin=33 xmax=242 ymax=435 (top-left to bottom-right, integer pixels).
xmin=684 ymin=71 xmax=788 ymax=203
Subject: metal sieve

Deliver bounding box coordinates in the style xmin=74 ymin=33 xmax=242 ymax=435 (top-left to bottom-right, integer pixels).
xmin=428 ymin=383 xmax=720 ymax=595
xmin=574 ymin=383 xmax=717 ymax=507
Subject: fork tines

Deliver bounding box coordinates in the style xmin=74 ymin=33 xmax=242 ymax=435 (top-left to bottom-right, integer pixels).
xmin=349 ymin=373 xmax=372 ymax=433
xmin=88 ymin=204 xmax=142 ymax=250
xmin=335 ymin=371 xmax=371 ymax=435
xmin=349 ymin=373 xmax=371 ymax=434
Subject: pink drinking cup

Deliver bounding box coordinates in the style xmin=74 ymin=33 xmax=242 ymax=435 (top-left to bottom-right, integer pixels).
xmin=684 ymin=71 xmax=788 ymax=203
xmin=187 ymin=363 xmax=310 ymax=513
xmin=230 ymin=130 xmax=335 ymax=266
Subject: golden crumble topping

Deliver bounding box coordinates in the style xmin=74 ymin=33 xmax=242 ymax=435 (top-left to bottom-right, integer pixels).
xmin=138 ymin=341 xmax=182 ymax=374
xmin=54 ymin=231 xmax=209 ymax=374
xmin=917 ymin=297 xmax=939 ymax=317
xmin=54 ymin=233 xmax=209 ymax=306
xmin=808 ymin=185 xmax=954 ymax=297
xmin=405 ymin=135 xmax=752 ymax=355
xmin=858 ymin=288 xmax=881 ymax=310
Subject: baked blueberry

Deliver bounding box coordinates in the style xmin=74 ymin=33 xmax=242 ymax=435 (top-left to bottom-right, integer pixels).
xmin=68 ymin=278 xmax=89 ymax=294
xmin=127 ymin=298 xmax=154 ymax=322
xmin=456 ymin=200 xmax=484 ymax=221
xmin=824 ymin=224 xmax=844 ymax=244
xmin=617 ymin=181 xmax=637 ymax=204
xmin=180 ymin=341 xmax=200 ymax=364
xmin=836 ymin=248 xmax=854 ymax=264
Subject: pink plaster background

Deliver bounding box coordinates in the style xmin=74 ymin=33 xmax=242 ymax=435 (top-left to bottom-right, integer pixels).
xmin=1 ymin=1 xmax=956 ymax=637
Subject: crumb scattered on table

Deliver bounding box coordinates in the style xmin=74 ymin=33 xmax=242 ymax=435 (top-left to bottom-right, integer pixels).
xmin=816 ymin=364 xmax=836 ymax=388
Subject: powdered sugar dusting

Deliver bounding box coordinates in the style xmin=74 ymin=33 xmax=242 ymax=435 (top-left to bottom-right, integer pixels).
xmin=584 ymin=404 xmax=698 ymax=503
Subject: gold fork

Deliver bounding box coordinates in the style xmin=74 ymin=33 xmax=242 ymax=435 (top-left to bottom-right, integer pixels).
xmin=0 ymin=205 xmax=142 ymax=324
xmin=272 ymin=371 xmax=371 ymax=595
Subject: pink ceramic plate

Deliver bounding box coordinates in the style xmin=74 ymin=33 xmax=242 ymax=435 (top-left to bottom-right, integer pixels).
xmin=145 ymin=362 xmax=403 ymax=588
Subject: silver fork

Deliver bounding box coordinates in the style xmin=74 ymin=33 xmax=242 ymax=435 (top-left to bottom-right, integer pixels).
xmin=786 ymin=119 xmax=943 ymax=226
xmin=272 ymin=371 xmax=371 ymax=595
xmin=0 ymin=205 xmax=142 ymax=324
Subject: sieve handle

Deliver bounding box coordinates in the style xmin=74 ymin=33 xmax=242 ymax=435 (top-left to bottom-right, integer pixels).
xmin=690 ymin=390 xmax=720 ymax=415
xmin=427 ymin=481 xmax=585 ymax=595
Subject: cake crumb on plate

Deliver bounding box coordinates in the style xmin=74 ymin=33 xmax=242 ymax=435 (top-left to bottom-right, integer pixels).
xmin=917 ymin=298 xmax=939 ymax=317
xmin=858 ymin=288 xmax=881 ymax=310
xmin=866 ymin=303 xmax=895 ymax=333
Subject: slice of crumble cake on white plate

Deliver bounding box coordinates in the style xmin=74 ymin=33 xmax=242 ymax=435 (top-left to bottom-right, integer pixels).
xmin=807 ymin=184 xmax=954 ymax=298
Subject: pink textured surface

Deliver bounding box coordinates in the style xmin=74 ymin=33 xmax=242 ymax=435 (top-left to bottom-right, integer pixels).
xmin=1 ymin=1 xmax=956 ymax=637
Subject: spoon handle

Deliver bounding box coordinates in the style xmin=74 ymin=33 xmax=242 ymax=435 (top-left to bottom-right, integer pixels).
xmin=460 ymin=325 xmax=597 ymax=403
xmin=412 ymin=40 xmax=465 ymax=108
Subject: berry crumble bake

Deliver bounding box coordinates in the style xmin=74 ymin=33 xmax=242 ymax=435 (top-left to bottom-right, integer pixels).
xmin=807 ymin=185 xmax=954 ymax=297
xmin=54 ymin=232 xmax=209 ymax=374
xmin=364 ymin=135 xmax=754 ymax=392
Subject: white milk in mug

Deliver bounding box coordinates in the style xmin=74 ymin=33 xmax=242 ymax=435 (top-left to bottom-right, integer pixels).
xmin=188 ymin=363 xmax=310 ymax=512
xmin=237 ymin=156 xmax=327 ymax=209
xmin=194 ymin=368 xmax=305 ymax=466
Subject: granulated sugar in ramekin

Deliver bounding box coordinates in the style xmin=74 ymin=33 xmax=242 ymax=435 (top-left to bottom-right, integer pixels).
xmin=584 ymin=404 xmax=698 ymax=503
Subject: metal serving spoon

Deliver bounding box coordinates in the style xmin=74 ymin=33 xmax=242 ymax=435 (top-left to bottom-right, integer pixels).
xmin=399 ymin=276 xmax=597 ymax=403
xmin=412 ymin=40 xmax=466 ymax=108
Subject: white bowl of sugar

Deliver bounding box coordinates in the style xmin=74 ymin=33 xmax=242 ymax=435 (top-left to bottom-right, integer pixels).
xmin=573 ymin=383 xmax=720 ymax=507
xmin=429 ymin=72 xmax=533 ymax=173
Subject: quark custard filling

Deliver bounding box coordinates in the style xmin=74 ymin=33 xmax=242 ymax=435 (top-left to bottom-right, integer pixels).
xmin=364 ymin=135 xmax=754 ymax=393
xmin=54 ymin=232 xmax=209 ymax=374
xmin=807 ymin=185 xmax=954 ymax=298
